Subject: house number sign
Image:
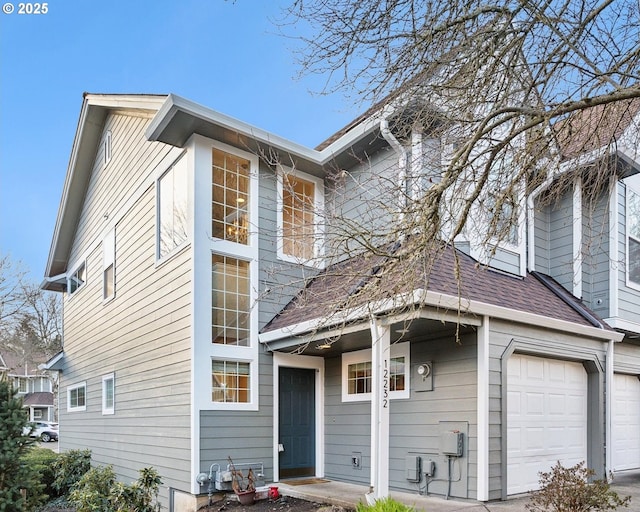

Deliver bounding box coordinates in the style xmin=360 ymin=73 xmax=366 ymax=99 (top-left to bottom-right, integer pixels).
xmin=382 ymin=358 xmax=389 ymax=408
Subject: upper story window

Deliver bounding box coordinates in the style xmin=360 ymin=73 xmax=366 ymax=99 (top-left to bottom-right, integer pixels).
xmin=15 ymin=377 xmax=28 ymax=393
xmin=158 ymin=154 xmax=189 ymax=259
xmin=67 ymin=382 xmax=86 ymax=412
xmin=68 ymin=262 xmax=86 ymax=295
xmin=277 ymin=169 xmax=324 ymax=264
xmin=103 ymin=130 xmax=112 ymax=166
xmin=212 ymin=148 xmax=250 ymax=245
xmin=628 ymin=186 xmax=640 ymax=288
xmin=212 ymin=254 xmax=250 ymax=346
xmin=341 ymin=342 xmax=410 ymax=402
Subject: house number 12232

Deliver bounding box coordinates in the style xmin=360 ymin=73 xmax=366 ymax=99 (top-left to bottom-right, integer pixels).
xmin=382 ymin=359 xmax=389 ymax=408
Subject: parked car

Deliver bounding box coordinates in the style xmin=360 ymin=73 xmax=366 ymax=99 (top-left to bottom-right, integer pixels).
xmin=23 ymin=421 xmax=59 ymax=442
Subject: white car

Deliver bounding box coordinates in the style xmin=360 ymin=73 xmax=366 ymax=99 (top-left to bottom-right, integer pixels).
xmin=24 ymin=421 xmax=59 ymax=442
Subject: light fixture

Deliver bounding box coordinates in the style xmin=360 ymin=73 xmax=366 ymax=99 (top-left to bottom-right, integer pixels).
xmin=237 ymin=197 xmax=245 ymax=204
xmin=316 ymin=342 xmax=332 ymax=350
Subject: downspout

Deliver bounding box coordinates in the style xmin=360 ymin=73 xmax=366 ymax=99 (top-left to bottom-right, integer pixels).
xmin=380 ymin=118 xmax=407 ymax=222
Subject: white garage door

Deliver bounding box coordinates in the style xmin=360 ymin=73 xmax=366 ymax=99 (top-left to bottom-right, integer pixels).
xmin=612 ymin=373 xmax=640 ymax=471
xmin=507 ymin=354 xmax=588 ymax=495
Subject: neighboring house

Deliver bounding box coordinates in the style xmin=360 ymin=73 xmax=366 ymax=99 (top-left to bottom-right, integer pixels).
xmin=42 ymin=92 xmax=639 ymax=510
xmin=1 ymin=350 xmax=56 ymax=421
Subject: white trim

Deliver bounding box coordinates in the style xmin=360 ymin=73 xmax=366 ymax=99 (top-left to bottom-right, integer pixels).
xmin=477 ymin=316 xmax=490 ymax=501
xmin=606 ymin=340 xmax=614 ymax=477
xmin=67 ymin=381 xmax=87 ymax=412
xmin=260 ymin=288 xmax=624 ymax=344
xmin=272 ymin=352 xmax=325 ymax=482
xmin=103 ymin=130 xmax=112 ymax=166
xmin=604 ymin=317 xmax=640 ymax=335
xmin=341 ymin=342 xmax=410 ymax=402
xmin=610 ymin=179 xmax=620 ymax=318
xmin=101 ymin=373 xmax=115 ymax=415
xmin=573 ymin=177 xmax=583 ymax=298
xmin=156 ymin=151 xmax=190 ymax=262
xmin=276 ymin=165 xmax=325 ymax=267
xmin=67 ymin=258 xmax=87 ymax=296
xmin=103 ymin=229 xmax=115 ymax=301
xmin=370 ymin=318 xmax=390 ymax=498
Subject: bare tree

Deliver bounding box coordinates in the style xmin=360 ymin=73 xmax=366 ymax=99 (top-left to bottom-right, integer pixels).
xmin=258 ymin=0 xmax=640 ymax=339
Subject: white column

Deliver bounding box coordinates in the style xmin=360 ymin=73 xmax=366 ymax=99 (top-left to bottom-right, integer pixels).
xmin=477 ymin=316 xmax=490 ymax=501
xmin=606 ymin=339 xmax=614 ymax=480
xmin=573 ymin=177 xmax=583 ymax=298
xmin=369 ymin=317 xmax=391 ymax=499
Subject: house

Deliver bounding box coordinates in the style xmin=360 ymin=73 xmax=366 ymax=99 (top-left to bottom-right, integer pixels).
xmin=1 ymin=349 xmax=56 ymax=422
xmin=42 ymin=92 xmax=639 ymax=510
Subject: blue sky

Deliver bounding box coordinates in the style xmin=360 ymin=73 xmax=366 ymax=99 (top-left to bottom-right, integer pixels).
xmin=0 ymin=0 xmax=360 ymax=280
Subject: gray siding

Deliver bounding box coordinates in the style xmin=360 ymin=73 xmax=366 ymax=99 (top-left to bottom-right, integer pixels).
xmin=617 ymin=183 xmax=640 ymax=325
xmin=324 ymin=334 xmax=478 ymax=500
xmin=59 ymin=112 xmax=192 ymax=503
xmin=581 ymin=191 xmax=610 ymax=316
xmin=485 ymin=245 xmax=520 ymax=275
xmin=548 ymin=189 xmax=574 ymax=290
xmin=614 ymin=341 xmax=640 ymax=374
xmin=534 ymin=204 xmax=551 ymax=273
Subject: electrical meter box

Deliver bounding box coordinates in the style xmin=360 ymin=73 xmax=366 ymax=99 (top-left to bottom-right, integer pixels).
xmin=405 ymin=455 xmax=421 ymax=482
xmin=440 ymin=430 xmax=464 ymax=457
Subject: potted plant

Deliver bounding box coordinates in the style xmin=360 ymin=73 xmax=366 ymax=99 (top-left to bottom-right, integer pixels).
xmin=228 ymin=456 xmax=256 ymax=506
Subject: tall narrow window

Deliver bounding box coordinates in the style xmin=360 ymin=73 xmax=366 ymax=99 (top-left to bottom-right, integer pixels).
xmin=628 ymin=187 xmax=640 ymax=287
xmin=158 ymin=155 xmax=188 ymax=258
xmin=212 ymin=148 xmax=250 ymax=245
xmin=211 ymin=360 xmax=250 ymax=403
xmin=103 ymin=229 xmax=115 ymax=300
xmin=102 ymin=373 xmax=115 ymax=415
xmin=212 ymin=255 xmax=250 ymax=346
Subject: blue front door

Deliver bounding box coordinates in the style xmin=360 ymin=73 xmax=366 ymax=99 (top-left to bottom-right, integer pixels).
xmin=279 ymin=367 xmax=316 ymax=478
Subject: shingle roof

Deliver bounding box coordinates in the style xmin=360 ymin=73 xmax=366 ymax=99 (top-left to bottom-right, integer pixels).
xmin=22 ymin=392 xmax=54 ymax=407
xmin=554 ymin=97 xmax=640 ymax=159
xmin=262 ymin=244 xmax=611 ymax=334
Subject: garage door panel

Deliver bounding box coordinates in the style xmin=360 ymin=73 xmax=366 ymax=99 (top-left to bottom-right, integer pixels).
xmin=507 ymin=355 xmax=588 ymax=495
xmin=612 ymin=374 xmax=640 ymax=472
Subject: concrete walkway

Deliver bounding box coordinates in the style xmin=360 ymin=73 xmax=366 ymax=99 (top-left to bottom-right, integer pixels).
xmin=277 ymin=471 xmax=640 ymax=511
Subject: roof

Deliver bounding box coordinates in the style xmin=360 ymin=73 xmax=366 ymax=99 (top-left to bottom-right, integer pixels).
xmin=262 ymin=244 xmax=615 ymax=337
xmin=554 ymin=96 xmax=640 ymax=160
xmin=0 ymin=350 xmax=48 ymax=376
xmin=22 ymin=392 xmax=54 ymax=407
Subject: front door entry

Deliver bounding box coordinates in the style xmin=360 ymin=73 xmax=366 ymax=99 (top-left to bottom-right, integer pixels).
xmin=279 ymin=367 xmax=316 ymax=478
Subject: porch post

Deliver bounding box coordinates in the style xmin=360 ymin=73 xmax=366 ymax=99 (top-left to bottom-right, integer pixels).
xmin=477 ymin=316 xmax=490 ymax=501
xmin=369 ymin=317 xmax=390 ymax=499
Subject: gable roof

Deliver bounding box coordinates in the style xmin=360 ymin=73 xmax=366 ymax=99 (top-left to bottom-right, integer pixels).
xmin=0 ymin=349 xmax=49 ymax=376
xmin=23 ymin=392 xmax=54 ymax=407
xmin=262 ymin=244 xmax=619 ymax=341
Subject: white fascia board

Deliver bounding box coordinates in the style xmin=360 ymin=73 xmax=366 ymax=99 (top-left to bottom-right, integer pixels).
xmin=260 ymin=288 xmax=622 ymax=345
xmin=604 ymin=317 xmax=640 ymax=335
xmin=84 ymin=93 xmax=167 ymax=111
xmin=146 ymin=94 xmax=381 ymax=167
xmin=40 ymin=351 xmax=64 ymax=371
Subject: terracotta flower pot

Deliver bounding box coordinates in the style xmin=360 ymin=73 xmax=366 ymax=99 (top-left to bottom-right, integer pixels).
xmin=236 ymin=489 xmax=256 ymax=506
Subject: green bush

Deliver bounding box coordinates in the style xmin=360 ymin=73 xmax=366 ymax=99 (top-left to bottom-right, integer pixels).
xmin=526 ymin=461 xmax=631 ymax=512
xmin=68 ymin=465 xmax=163 ymax=512
xmin=52 ymin=448 xmax=91 ymax=496
xmin=356 ymin=496 xmax=415 ymax=512
xmin=22 ymin=447 xmax=58 ymax=500
xmin=0 ymin=377 xmax=40 ymax=512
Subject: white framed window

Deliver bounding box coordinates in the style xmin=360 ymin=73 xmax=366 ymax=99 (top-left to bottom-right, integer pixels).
xmin=103 ymin=229 xmax=115 ymax=300
xmin=627 ymin=186 xmax=640 ymax=289
xmin=158 ymin=153 xmax=189 ymax=259
xmin=277 ymin=167 xmax=324 ymax=265
xmin=102 ymin=373 xmax=115 ymax=415
xmin=341 ymin=342 xmax=410 ymax=402
xmin=15 ymin=377 xmax=28 ymax=393
xmin=103 ymin=130 xmax=112 ymax=166
xmin=68 ymin=261 xmax=86 ymax=295
xmin=212 ymin=360 xmax=250 ymax=403
xmin=67 ymin=382 xmax=87 ymax=412
xmin=212 ymin=254 xmax=250 ymax=346
xmin=33 ymin=410 xmax=43 ymax=419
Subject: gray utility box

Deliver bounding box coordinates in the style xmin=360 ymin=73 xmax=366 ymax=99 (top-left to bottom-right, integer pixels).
xmin=405 ymin=455 xmax=421 ymax=482
xmin=440 ymin=431 xmax=464 ymax=457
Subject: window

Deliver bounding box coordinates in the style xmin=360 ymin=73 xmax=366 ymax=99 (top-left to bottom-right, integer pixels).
xmin=67 ymin=382 xmax=86 ymax=412
xmin=102 ymin=373 xmax=115 ymax=415
xmin=212 ymin=255 xmax=250 ymax=346
xmin=212 ymin=148 xmax=250 ymax=245
xmin=68 ymin=262 xmax=86 ymax=295
xmin=212 ymin=360 xmax=250 ymax=403
xmin=278 ymin=170 xmax=323 ymax=263
xmin=103 ymin=229 xmax=115 ymax=300
xmin=341 ymin=342 xmax=410 ymax=402
xmin=158 ymin=154 xmax=189 ymax=258
xmin=33 ymin=410 xmax=42 ymax=419
xmin=103 ymin=130 xmax=112 ymax=166
xmin=15 ymin=377 xmax=28 ymax=393
xmin=628 ymin=187 xmax=640 ymax=287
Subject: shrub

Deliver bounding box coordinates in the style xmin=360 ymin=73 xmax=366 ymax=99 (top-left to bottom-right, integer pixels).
xmin=68 ymin=465 xmax=117 ymax=512
xmin=526 ymin=461 xmax=631 ymax=512
xmin=356 ymin=496 xmax=415 ymax=512
xmin=0 ymin=377 xmax=40 ymax=511
xmin=22 ymin=446 xmax=58 ymax=499
xmin=52 ymin=448 xmax=91 ymax=496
